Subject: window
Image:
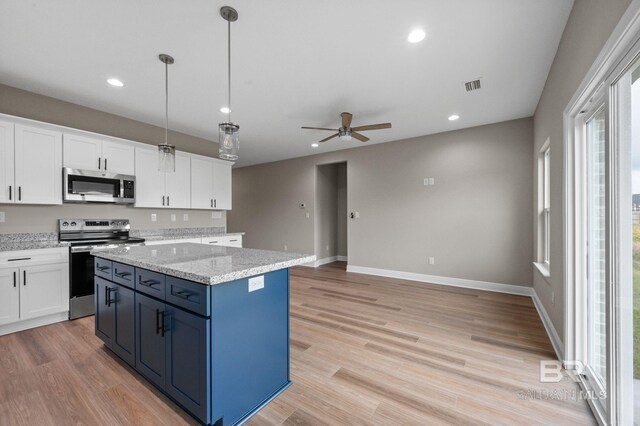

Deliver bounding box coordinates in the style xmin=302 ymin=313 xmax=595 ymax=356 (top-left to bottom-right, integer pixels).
xmin=536 ymin=140 xmax=551 ymax=278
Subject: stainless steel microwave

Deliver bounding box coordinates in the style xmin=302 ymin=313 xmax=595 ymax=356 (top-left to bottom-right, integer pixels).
xmin=63 ymin=168 xmax=135 ymax=204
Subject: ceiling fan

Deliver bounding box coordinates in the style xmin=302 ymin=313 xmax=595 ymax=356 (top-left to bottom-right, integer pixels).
xmin=301 ymin=112 xmax=391 ymax=143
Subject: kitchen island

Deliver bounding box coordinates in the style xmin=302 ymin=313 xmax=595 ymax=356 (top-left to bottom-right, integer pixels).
xmin=91 ymin=243 xmax=314 ymax=426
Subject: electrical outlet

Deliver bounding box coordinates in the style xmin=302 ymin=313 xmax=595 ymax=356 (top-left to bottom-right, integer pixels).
xmin=306 ymin=212 xmax=310 ymax=219
xmin=151 ymin=214 xmax=157 ymax=222
xmin=211 ymin=211 xmax=222 ymax=219
xmin=326 ymin=245 xmax=329 ymax=251
xmin=429 ymin=178 xmax=435 ymax=185
xmin=424 ymin=178 xmax=435 ymax=186
xmin=183 ymin=214 xmax=189 ymax=222
xmin=170 ymin=214 xmax=176 ymax=222
xmin=284 ymin=244 xmax=288 ymax=251
xmin=551 ymin=291 xmax=555 ymax=304
xmin=429 ymin=257 xmax=435 ymax=265
xmin=0 ymin=212 xmax=5 ymax=223
xmin=355 ymin=212 xmax=360 ymax=218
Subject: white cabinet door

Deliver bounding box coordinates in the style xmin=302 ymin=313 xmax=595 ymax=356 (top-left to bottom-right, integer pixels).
xmin=102 ymin=140 xmax=135 ymax=175
xmin=0 ymin=268 xmax=19 ymax=326
xmin=63 ymin=133 xmax=103 ymax=171
xmin=134 ymin=147 xmax=164 ymax=208
xmin=0 ymin=120 xmax=15 ymax=204
xmin=212 ymin=161 xmax=232 ymax=210
xmin=165 ymin=153 xmax=191 ymax=208
xmin=14 ymin=124 xmax=62 ymax=205
xmin=20 ymin=263 xmax=69 ymax=321
xmin=191 ymin=156 xmax=214 ymax=209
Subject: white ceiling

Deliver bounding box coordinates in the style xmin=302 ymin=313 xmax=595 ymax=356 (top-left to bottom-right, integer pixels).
xmin=0 ymin=0 xmax=573 ymax=167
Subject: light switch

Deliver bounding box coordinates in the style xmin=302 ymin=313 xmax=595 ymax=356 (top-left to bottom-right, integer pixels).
xmin=211 ymin=211 xmax=222 ymax=219
xmin=183 ymin=214 xmax=189 ymax=221
xmin=170 ymin=214 xmax=176 ymax=222
xmin=151 ymin=214 xmax=157 ymax=222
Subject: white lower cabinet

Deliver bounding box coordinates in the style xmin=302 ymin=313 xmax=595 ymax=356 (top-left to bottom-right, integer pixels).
xmin=0 ymin=248 xmax=69 ymax=333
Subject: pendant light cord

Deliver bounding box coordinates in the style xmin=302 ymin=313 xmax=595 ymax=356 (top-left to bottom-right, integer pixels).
xmin=165 ymin=61 xmax=169 ymax=145
xmin=228 ymin=18 xmax=232 ymax=123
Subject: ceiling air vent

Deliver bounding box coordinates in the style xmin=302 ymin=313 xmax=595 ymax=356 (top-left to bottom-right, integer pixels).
xmin=464 ymin=79 xmax=482 ymax=92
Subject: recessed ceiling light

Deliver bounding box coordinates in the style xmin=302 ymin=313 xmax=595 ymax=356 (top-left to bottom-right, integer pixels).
xmin=107 ymin=78 xmax=124 ymax=87
xmin=220 ymin=107 xmax=231 ymax=114
xmin=311 ymin=143 xmax=319 ymax=148
xmin=448 ymin=114 xmax=460 ymax=121
xmin=407 ymin=29 xmax=426 ymax=43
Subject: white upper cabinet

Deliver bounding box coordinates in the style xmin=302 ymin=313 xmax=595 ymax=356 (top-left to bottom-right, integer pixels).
xmin=14 ymin=124 xmax=62 ymax=205
xmin=134 ymin=147 xmax=191 ymax=209
xmin=0 ymin=120 xmax=15 ymax=204
xmin=63 ymin=133 xmax=135 ymax=175
xmin=212 ymin=161 xmax=232 ymax=210
xmin=190 ymin=155 xmax=232 ymax=210
xmin=134 ymin=147 xmax=164 ymax=208
xmin=164 ymin=153 xmax=191 ymax=209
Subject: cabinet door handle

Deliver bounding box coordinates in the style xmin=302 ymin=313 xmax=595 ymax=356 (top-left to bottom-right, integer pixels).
xmin=214 ymin=199 xmax=217 ymax=208
xmin=8 ymin=185 xmax=11 ymax=201
xmin=98 ymin=157 xmax=102 ymax=170
xmin=156 ymin=309 xmax=165 ymax=336
xmin=208 ymin=241 xmax=219 ymax=244
xmin=167 ymin=196 xmax=170 ymax=206
xmin=104 ymin=286 xmax=108 ymax=306
xmin=104 ymin=158 xmax=108 ymax=171
xmin=162 ymin=196 xmax=165 ymax=206
xmin=107 ymin=287 xmax=116 ymax=307
xmin=13 ymin=271 xmax=16 ymax=288
xmin=18 ymin=187 xmax=21 ymax=201
xmin=8 ymin=257 xmax=31 ymax=262
xmin=211 ymin=199 xmax=213 ymax=208
xmin=23 ymin=270 xmax=26 ymax=286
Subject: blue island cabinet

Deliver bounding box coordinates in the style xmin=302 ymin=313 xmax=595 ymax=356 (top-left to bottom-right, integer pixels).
xmin=94 ymin=257 xmax=291 ymax=426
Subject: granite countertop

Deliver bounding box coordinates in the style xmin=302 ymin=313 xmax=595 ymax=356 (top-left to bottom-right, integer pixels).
xmin=92 ymin=243 xmax=315 ymax=285
xmin=0 ymin=232 xmax=70 ymax=252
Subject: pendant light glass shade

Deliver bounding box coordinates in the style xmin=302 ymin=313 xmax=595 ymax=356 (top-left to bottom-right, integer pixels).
xmin=219 ymin=122 xmax=239 ymax=160
xmin=158 ymin=53 xmax=176 ymax=173
xmin=158 ymin=143 xmax=176 ymax=173
xmin=219 ymin=7 xmax=240 ymax=161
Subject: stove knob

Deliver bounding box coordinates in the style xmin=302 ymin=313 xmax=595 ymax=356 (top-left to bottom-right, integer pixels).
xmin=62 ymin=221 xmax=69 ymax=227
xmin=111 ymin=221 xmax=116 ymax=226
xmin=70 ymin=221 xmax=76 ymax=226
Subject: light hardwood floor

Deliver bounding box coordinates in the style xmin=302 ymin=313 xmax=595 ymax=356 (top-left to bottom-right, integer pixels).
xmin=0 ymin=262 xmax=595 ymax=425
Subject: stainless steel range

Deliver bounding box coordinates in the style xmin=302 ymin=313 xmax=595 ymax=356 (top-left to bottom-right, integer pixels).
xmin=59 ymin=219 xmax=145 ymax=319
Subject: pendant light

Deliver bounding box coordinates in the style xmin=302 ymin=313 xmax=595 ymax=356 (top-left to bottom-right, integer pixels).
xmin=158 ymin=53 xmax=176 ymax=173
xmin=219 ymin=6 xmax=239 ymax=161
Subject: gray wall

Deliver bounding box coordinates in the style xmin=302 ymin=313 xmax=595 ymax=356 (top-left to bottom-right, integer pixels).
xmin=229 ymin=118 xmax=533 ymax=287
xmin=336 ymin=163 xmax=347 ymax=257
xmin=532 ymin=0 xmax=631 ymax=342
xmin=315 ymin=164 xmax=339 ymax=259
xmin=0 ymin=84 xmax=226 ymax=233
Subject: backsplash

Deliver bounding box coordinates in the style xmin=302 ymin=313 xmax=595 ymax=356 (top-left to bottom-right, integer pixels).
xmin=0 ymin=204 xmax=226 ymax=234
xmin=131 ymin=227 xmax=227 ymax=238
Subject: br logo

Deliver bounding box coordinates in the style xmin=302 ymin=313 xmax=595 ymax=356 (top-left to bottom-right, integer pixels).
xmin=539 ymin=360 xmax=584 ymax=383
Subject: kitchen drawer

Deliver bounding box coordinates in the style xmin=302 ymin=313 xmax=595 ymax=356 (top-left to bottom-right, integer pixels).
xmin=166 ymin=276 xmax=210 ymax=317
xmin=112 ymin=262 xmax=135 ymax=289
xmin=94 ymin=258 xmax=113 ymax=281
xmin=0 ymin=247 xmax=69 ymax=268
xmin=202 ymin=235 xmax=242 ymax=248
xmin=135 ymin=268 xmax=166 ymax=299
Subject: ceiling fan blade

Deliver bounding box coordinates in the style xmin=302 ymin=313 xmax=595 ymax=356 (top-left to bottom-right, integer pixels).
xmin=341 ymin=112 xmax=353 ymax=128
xmin=319 ymin=133 xmax=339 ymax=143
xmin=301 ymin=127 xmax=339 ymax=131
xmin=351 ymin=123 xmax=392 ymax=132
xmin=351 ymin=132 xmax=369 ymax=142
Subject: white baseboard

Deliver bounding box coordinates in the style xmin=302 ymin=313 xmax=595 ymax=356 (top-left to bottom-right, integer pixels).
xmin=301 ymin=255 xmax=349 ymax=268
xmin=0 ymin=311 xmax=69 ymax=336
xmin=346 ymin=265 xmax=532 ymax=296
xmin=531 ymin=289 xmax=565 ymax=360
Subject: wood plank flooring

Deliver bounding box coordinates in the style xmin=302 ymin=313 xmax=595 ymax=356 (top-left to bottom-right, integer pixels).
xmin=0 ymin=262 xmax=595 ymax=425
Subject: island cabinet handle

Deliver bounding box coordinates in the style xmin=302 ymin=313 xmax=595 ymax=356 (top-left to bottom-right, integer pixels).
xmin=155 ymin=309 xmax=166 ymax=337
xmin=140 ymin=279 xmax=159 ymax=287
xmin=174 ymin=290 xmax=192 ymax=300
xmin=96 ymin=265 xmax=109 ymax=271
xmin=107 ymin=287 xmax=116 ymax=307
xmin=114 ymin=270 xmax=131 ymax=278
xmin=104 ymin=287 xmax=109 ymax=306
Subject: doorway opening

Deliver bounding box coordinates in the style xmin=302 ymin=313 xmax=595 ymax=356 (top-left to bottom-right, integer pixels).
xmin=315 ymin=162 xmax=347 ymax=269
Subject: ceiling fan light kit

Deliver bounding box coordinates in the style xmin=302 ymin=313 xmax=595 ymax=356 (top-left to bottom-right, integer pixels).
xmin=302 ymin=111 xmax=391 ymax=144
xmin=218 ymin=6 xmax=240 ymax=161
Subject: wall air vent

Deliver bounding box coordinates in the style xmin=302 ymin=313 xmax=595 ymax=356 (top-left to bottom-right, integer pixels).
xmin=464 ymin=79 xmax=482 ymax=92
